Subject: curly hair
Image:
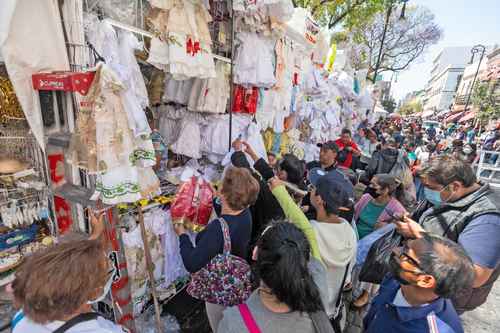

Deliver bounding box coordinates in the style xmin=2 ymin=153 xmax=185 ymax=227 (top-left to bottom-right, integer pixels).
xmin=221 ymin=166 xmax=260 ymax=211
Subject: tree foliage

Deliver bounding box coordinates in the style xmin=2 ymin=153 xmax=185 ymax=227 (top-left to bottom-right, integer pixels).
xmin=293 ymin=0 xmax=386 ymax=29
xmin=473 ymin=81 xmax=500 ymax=122
xmin=399 ymin=100 xmax=423 ymax=115
xmin=350 ymin=5 xmax=442 ymax=82
xmin=381 ymin=97 xmax=397 ymax=113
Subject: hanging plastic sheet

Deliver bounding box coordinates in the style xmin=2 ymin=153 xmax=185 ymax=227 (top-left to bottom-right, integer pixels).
xmin=0 ymin=0 xmax=70 ymax=150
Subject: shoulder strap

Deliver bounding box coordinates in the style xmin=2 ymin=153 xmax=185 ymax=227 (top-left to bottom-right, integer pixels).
xmin=238 ymin=304 xmax=262 ymax=333
xmin=53 ymin=313 xmax=100 ymax=333
xmin=335 ymin=263 xmax=350 ymax=309
xmin=218 ymin=218 xmax=232 ymax=254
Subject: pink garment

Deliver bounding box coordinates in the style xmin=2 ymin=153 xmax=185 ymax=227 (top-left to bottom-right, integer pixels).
xmin=354 ymin=194 xmax=407 ymax=224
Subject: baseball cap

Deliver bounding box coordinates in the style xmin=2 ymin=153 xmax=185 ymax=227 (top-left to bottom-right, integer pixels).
xmin=308 ymin=168 xmax=354 ymax=214
xmin=316 ymin=141 xmax=339 ymax=152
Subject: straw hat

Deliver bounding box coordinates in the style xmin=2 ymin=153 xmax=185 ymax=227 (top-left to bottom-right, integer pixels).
xmin=0 ymin=158 xmax=27 ymax=174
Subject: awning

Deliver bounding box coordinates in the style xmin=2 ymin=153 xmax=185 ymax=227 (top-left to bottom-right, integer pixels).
xmin=459 ymin=111 xmax=476 ymax=123
xmin=445 ymin=112 xmax=463 ymax=123
xmin=437 ymin=109 xmax=451 ymax=117
xmin=452 ymin=104 xmax=472 ymax=113
xmin=422 ymin=110 xmax=434 ymax=118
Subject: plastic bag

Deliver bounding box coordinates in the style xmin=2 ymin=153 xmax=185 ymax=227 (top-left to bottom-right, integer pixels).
xmin=356 ymin=224 xmax=395 ymax=267
xmin=135 ymin=305 xmax=180 ymax=333
xmin=162 ymin=211 xmax=188 ymax=287
xmin=358 ymin=228 xmax=402 ymax=284
xmin=170 ymin=176 xmax=214 ymax=229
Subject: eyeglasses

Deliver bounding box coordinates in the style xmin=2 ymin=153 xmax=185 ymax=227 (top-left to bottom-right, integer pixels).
xmin=392 ymin=244 xmax=426 ymax=274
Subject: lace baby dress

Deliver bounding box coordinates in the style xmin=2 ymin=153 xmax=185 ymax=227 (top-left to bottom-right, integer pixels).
xmin=170 ymin=112 xmax=205 ymax=159
xmin=118 ymin=31 xmax=151 ymax=136
xmin=167 ymin=1 xmax=216 ymax=80
xmin=158 ymin=104 xmax=184 ymax=146
xmin=234 ymin=32 xmax=277 ymax=88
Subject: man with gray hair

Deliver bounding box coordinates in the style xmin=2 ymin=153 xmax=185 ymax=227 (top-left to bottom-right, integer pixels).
xmin=396 ymin=155 xmax=500 ymax=313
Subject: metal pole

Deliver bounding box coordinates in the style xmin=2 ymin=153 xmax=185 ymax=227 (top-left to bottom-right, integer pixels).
xmin=137 ymin=206 xmax=163 ymax=332
xmin=463 ymin=44 xmax=486 ymax=115
xmin=228 ymin=0 xmax=235 ymax=151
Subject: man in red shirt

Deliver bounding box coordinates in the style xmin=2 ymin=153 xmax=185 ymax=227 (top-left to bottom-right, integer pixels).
xmin=335 ymin=128 xmax=361 ymax=169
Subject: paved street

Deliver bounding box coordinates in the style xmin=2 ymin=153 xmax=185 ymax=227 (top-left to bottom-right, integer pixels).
xmin=462 ymin=281 xmax=500 ymax=332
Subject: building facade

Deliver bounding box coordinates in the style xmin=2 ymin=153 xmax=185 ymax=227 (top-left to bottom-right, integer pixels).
xmin=452 ymin=60 xmax=488 ymax=113
xmin=422 ymin=47 xmax=473 ymax=115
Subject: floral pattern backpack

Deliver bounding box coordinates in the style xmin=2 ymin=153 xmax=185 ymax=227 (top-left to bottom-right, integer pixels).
xmin=187 ymin=218 xmax=252 ymax=306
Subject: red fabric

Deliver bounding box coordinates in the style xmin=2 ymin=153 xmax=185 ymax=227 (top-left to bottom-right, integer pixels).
xmin=232 ymin=85 xmax=258 ymax=114
xmin=171 ymin=177 xmax=214 ymax=227
xmin=334 ymin=139 xmax=359 ymax=168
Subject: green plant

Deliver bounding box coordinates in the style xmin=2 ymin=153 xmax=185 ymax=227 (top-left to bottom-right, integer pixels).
xmin=472 ymin=81 xmax=500 ymax=123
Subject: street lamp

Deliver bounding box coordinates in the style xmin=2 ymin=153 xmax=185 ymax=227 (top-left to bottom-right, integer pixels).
xmin=463 ymin=44 xmax=486 ymax=115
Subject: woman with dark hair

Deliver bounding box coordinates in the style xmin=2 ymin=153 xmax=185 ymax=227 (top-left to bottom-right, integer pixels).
xmin=352 ymin=174 xmax=408 ymax=308
xmin=230 ymin=140 xmax=306 ymax=248
xmin=218 ymin=222 xmax=332 ymax=333
xmin=356 ymin=174 xmax=407 ymax=239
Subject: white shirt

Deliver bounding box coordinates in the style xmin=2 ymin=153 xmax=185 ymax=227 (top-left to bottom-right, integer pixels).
xmin=13 ymin=312 xmax=126 ymax=333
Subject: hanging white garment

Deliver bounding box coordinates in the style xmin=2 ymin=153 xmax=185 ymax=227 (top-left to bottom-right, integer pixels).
xmin=234 ymin=32 xmax=277 ymax=88
xmin=171 ymin=113 xmax=204 ymax=159
xmin=118 ymin=31 xmax=150 ymax=109
xmin=162 ymin=210 xmax=188 ymax=287
xmin=245 ymin=122 xmax=268 ymax=163
xmin=163 ymin=76 xmax=194 ymax=105
xmin=188 ymin=61 xmax=230 ymax=113
xmin=86 ymin=19 xmax=152 ymax=137
xmin=200 ymin=115 xmax=230 ymax=161
xmin=122 ymin=209 xmax=166 ymax=314
xmin=147 ymin=37 xmax=169 ymax=71
xmin=158 ymin=104 xmax=184 ymax=146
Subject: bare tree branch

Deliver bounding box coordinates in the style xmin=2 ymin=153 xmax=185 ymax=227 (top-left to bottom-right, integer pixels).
xmin=352 ymin=5 xmax=442 ymax=80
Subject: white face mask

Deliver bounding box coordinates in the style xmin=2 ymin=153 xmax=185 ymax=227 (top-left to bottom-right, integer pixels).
xmin=87 ymin=270 xmax=115 ymax=304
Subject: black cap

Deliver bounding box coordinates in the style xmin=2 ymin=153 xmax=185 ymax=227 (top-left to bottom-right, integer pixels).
xmin=308 ymin=168 xmax=353 ymax=215
xmin=317 ymin=141 xmax=339 ymax=152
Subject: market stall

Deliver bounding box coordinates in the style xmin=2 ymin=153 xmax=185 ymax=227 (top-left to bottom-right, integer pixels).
xmin=0 ymin=0 xmax=376 ymax=331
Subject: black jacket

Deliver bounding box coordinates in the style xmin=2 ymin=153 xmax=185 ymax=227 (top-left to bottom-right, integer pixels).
xmin=364 ymin=148 xmax=400 ymax=182
xmin=231 ymin=152 xmax=284 ymax=246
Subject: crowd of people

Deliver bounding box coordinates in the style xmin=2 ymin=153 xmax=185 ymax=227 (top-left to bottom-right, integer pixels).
xmin=7 ymin=117 xmax=500 ymax=333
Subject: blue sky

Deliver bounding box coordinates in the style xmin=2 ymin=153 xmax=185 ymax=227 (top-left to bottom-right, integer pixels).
xmin=390 ymin=0 xmax=500 ymax=101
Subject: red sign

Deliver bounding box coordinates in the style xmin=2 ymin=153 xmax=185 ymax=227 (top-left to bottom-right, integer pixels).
xmin=32 ymin=71 xmax=95 ymax=95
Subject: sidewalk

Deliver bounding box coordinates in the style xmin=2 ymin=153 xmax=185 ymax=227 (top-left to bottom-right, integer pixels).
xmin=462 ymin=281 xmax=500 ymax=332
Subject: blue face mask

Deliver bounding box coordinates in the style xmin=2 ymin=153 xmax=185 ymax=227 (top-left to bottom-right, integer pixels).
xmin=424 ymin=187 xmax=444 ymax=207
